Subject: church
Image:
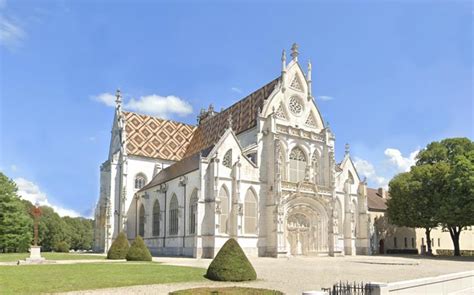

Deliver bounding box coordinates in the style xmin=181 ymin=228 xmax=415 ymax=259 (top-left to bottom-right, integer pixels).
xmin=93 ymin=44 xmax=372 ymax=258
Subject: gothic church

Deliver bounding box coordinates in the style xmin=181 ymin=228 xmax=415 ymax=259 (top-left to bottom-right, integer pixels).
xmin=93 ymin=44 xmax=371 ymax=258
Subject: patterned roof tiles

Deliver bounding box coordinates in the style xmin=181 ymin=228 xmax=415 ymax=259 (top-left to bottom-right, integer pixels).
xmin=184 ymin=77 xmax=280 ymax=157
xmin=123 ymin=111 xmax=196 ymax=161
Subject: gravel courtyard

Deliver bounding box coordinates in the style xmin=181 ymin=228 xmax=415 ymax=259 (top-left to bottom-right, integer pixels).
xmin=64 ymin=255 xmax=473 ymax=295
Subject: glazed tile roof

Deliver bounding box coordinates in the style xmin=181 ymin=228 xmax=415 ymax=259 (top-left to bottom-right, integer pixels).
xmin=123 ymin=111 xmax=196 ymax=161
xmin=183 ymin=77 xmax=280 ymax=157
xmin=367 ymin=188 xmax=388 ymax=212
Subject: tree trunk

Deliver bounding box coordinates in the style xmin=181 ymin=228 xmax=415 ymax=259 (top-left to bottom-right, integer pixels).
xmin=425 ymin=228 xmax=432 ymax=255
xmin=448 ymin=226 xmax=462 ymax=256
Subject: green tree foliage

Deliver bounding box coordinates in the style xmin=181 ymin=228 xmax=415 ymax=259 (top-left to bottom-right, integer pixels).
xmin=107 ymin=232 xmax=129 ymax=259
xmin=388 ymin=138 xmax=474 ymax=256
xmin=0 ymin=172 xmax=33 ymax=252
xmin=63 ymin=217 xmax=93 ymax=251
xmin=206 ymin=238 xmax=257 ymax=281
xmin=54 ymin=241 xmax=70 ymax=252
xmin=126 ymin=235 xmax=152 ymax=261
xmin=37 ymin=206 xmax=68 ymax=251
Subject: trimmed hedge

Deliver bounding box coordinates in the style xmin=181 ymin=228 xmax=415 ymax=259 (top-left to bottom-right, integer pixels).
xmin=436 ymin=249 xmax=474 ymax=256
xmin=126 ymin=235 xmax=152 ymax=261
xmin=54 ymin=241 xmax=70 ymax=253
xmin=107 ymin=232 xmax=130 ymax=259
xmin=386 ymin=249 xmax=418 ymax=255
xmin=206 ymin=238 xmax=257 ymax=281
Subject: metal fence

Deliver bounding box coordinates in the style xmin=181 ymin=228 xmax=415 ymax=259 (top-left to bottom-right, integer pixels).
xmin=322 ymin=281 xmax=374 ymax=295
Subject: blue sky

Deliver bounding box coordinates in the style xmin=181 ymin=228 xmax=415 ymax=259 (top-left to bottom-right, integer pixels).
xmin=0 ymin=0 xmax=472 ymax=217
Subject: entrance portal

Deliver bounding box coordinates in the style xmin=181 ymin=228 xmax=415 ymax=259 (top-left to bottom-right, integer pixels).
xmin=285 ymin=200 xmax=329 ymax=255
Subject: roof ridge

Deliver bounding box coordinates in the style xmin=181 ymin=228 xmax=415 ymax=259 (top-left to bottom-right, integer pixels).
xmin=122 ymin=110 xmax=196 ymax=128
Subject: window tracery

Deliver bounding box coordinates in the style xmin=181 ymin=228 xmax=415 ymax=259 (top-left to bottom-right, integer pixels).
xmin=289 ymin=97 xmax=303 ymax=115
xmin=223 ymin=149 xmax=232 ymax=168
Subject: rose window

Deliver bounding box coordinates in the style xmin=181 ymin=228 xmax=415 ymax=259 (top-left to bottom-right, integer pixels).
xmin=289 ymin=97 xmax=303 ymax=115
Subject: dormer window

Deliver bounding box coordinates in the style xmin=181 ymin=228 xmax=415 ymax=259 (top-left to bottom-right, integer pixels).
xmin=135 ymin=173 xmax=147 ymax=189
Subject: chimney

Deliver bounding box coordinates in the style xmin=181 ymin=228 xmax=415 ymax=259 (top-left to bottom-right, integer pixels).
xmin=378 ymin=187 xmax=386 ymax=199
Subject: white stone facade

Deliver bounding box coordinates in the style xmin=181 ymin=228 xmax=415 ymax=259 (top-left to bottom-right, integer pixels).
xmin=93 ymin=44 xmax=371 ymax=257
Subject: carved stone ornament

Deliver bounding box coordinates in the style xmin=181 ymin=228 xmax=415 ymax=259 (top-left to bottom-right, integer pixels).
xmin=288 ymin=96 xmax=303 ymax=115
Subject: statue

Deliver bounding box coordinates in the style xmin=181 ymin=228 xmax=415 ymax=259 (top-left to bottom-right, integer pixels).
xmin=23 ymin=202 xmax=45 ymax=264
xmin=31 ymin=203 xmax=42 ymax=246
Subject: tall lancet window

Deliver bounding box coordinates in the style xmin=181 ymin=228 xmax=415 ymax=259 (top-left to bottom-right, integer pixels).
xmin=152 ymin=200 xmax=160 ymax=236
xmin=289 ymin=147 xmax=307 ymax=183
xmin=219 ymin=186 xmax=229 ymax=234
xmin=312 ymin=152 xmax=319 ymax=184
xmin=138 ymin=204 xmax=145 ymax=237
xmin=189 ymin=190 xmax=198 ymax=234
xmin=244 ymin=189 xmax=258 ymax=234
xmin=169 ymin=194 xmax=179 ymax=235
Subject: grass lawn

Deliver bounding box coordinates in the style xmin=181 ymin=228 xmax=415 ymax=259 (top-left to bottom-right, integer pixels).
xmin=0 ymin=262 xmax=207 ymax=294
xmin=0 ymin=252 xmax=106 ymax=262
xmin=170 ymin=287 xmax=284 ymax=295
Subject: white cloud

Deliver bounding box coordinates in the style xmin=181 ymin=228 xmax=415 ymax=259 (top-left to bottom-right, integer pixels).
xmin=231 ymin=87 xmax=242 ymax=93
xmin=14 ymin=177 xmax=81 ymax=217
xmin=91 ymin=93 xmax=116 ymax=107
xmin=0 ymin=16 xmax=25 ymax=50
xmin=93 ymin=92 xmax=193 ymax=119
xmin=126 ymin=95 xmax=193 ymax=118
xmin=354 ymin=157 xmax=388 ymax=188
xmin=318 ymin=95 xmax=334 ymax=101
xmin=384 ymin=148 xmax=419 ymax=172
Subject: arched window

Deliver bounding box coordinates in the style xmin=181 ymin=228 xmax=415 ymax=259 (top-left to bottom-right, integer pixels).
xmin=348 ymin=171 xmax=355 ymax=184
xmin=219 ymin=186 xmax=229 ymax=234
xmin=312 ymin=152 xmax=319 ymax=184
xmin=289 ymin=147 xmax=307 ymax=182
xmin=189 ymin=190 xmax=198 ymax=234
xmin=135 ymin=173 xmax=147 ymax=189
xmin=138 ymin=204 xmax=145 ymax=237
xmin=244 ymin=189 xmax=258 ymax=234
xmin=223 ymin=149 xmax=232 ymax=168
xmin=169 ymin=194 xmax=178 ymax=235
xmin=152 ymin=200 xmax=160 ymax=236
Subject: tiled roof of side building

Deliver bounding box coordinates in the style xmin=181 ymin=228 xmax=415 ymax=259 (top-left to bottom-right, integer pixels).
xmin=183 ymin=77 xmax=280 ymax=157
xmin=123 ymin=111 xmax=196 ymax=161
xmin=367 ymin=188 xmax=388 ymax=212
xmin=139 ymin=146 xmax=213 ymax=192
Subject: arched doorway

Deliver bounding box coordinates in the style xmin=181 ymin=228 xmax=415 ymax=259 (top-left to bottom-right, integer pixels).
xmin=284 ymin=196 xmax=329 ymax=255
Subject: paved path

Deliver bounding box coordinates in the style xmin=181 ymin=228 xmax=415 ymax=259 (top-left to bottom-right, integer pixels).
xmin=61 ymin=255 xmax=473 ymax=295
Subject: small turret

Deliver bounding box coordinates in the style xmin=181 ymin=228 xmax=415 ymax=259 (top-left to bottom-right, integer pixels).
xmin=281 ymin=49 xmax=287 ymax=92
xmin=291 ymin=43 xmax=299 ymax=62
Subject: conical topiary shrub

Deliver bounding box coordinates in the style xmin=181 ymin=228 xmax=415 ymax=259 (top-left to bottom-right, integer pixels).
xmin=126 ymin=235 xmax=152 ymax=261
xmin=206 ymin=238 xmax=257 ymax=281
xmin=107 ymin=232 xmax=130 ymax=259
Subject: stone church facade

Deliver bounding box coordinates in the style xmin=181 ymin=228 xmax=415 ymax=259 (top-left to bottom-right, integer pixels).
xmin=93 ymin=44 xmax=371 ymax=258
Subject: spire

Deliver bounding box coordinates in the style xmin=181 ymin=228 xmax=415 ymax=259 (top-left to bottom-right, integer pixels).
xmin=281 ymin=49 xmax=287 ymax=92
xmin=345 ymin=143 xmax=350 ymax=156
xmin=307 ymin=60 xmax=312 ymax=100
xmin=291 ymin=43 xmax=299 ymax=62
xmin=115 ymin=89 xmax=122 ymax=111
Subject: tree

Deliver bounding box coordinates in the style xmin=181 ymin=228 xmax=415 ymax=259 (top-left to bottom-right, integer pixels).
xmin=417 ymin=138 xmax=474 ymax=256
xmin=0 ymin=172 xmax=32 ymax=252
xmin=38 ymin=206 xmax=68 ymax=251
xmin=388 ymin=164 xmax=447 ymax=255
xmin=388 ymin=138 xmax=474 ymax=256
xmin=126 ymin=236 xmax=152 ymax=261
xmin=206 ymin=238 xmax=257 ymax=281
